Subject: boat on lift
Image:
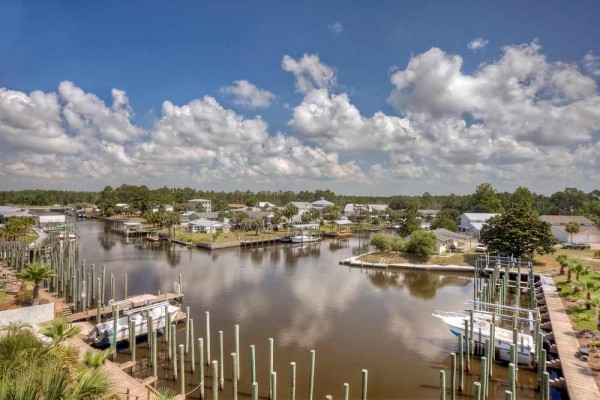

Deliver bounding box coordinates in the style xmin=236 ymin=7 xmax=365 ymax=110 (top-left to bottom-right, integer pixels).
xmin=86 ymin=295 xmax=180 ymax=348
xmin=432 ymin=310 xmax=536 ymax=364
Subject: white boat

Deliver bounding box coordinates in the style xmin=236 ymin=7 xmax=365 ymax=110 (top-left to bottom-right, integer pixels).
xmin=291 ymin=235 xmax=320 ymax=243
xmin=432 ymin=310 xmax=535 ymax=364
xmin=86 ymin=299 xmax=180 ymax=347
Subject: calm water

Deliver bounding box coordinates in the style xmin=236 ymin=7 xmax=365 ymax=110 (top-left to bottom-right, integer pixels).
xmin=77 ymin=220 xmax=540 ymax=399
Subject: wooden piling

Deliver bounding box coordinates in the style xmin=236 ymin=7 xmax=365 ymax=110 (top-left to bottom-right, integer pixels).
xmin=131 ymin=320 xmax=136 ymax=361
xmin=440 ymin=370 xmax=446 ymax=400
xmin=361 ymin=369 xmax=368 ymax=400
xmin=269 ymin=338 xmax=274 ymax=399
xmin=212 ymin=361 xmax=219 ymax=400
xmin=179 ymin=344 xmax=185 ymax=396
xmin=251 ymin=382 xmax=258 ymax=400
xmin=152 ymin=330 xmax=158 ymax=379
xmin=185 ymin=306 xmax=190 ymax=353
xmin=473 ymin=382 xmax=481 ymax=400
xmin=251 ymin=345 xmax=257 ymax=384
xmin=219 ymin=331 xmax=224 ymax=390
xmin=190 ymin=319 xmax=195 ymax=372
xmin=124 ymin=273 xmax=128 ymax=300
xmin=450 ymin=353 xmax=456 ymax=400
xmin=198 ymin=338 xmax=205 ymax=398
xmin=172 ymin=325 xmax=178 ymax=379
xmin=206 ymin=312 xmax=211 ymax=365
xmin=309 ymin=350 xmax=316 ymax=400
xmin=290 ymin=362 xmax=296 ymax=400
xmin=232 ymin=352 xmax=238 ymax=400
xmin=271 ymin=371 xmax=277 ymax=400
xmin=343 ymin=383 xmax=349 ymax=400
xmin=235 ymin=324 xmax=240 ymax=379
xmin=508 ymin=363 xmax=516 ymax=398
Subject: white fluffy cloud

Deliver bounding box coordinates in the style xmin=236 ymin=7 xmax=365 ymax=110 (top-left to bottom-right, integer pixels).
xmin=1 ymin=42 xmax=600 ymax=193
xmin=467 ymin=38 xmax=489 ymax=51
xmin=584 ymin=51 xmax=600 ymax=76
xmin=219 ymin=80 xmax=276 ymax=108
xmin=328 ymin=22 xmax=343 ymax=34
xmin=282 ymin=54 xmax=337 ymax=94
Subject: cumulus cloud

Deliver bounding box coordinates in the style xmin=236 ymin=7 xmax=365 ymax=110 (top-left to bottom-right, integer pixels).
xmin=219 ymin=80 xmax=276 ymax=108
xmin=468 ymin=38 xmax=489 ymax=51
xmin=282 ymin=53 xmax=336 ymax=94
xmin=328 ymin=22 xmax=343 ymax=34
xmin=2 ymin=42 xmax=600 ymax=193
xmin=584 ymin=51 xmax=600 ymax=76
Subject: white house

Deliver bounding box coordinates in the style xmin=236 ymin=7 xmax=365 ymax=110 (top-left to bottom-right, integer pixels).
xmin=540 ymin=215 xmax=600 ymax=245
xmin=151 ymin=205 xmax=174 ymax=213
xmin=430 ymin=228 xmax=473 ymax=254
xmin=258 ymin=201 xmax=276 ymax=209
xmin=187 ymin=219 xmax=230 ymax=233
xmin=187 ymin=199 xmax=212 ymax=213
xmin=458 ymin=213 xmax=499 ymax=238
xmin=343 ymin=204 xmax=389 ymax=219
xmin=286 ymin=202 xmax=313 ymax=223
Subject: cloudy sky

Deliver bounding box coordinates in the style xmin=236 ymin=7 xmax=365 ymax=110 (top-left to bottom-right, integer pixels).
xmin=1 ymin=1 xmax=599 ymax=195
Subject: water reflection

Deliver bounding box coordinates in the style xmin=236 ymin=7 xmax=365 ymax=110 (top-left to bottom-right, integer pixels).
xmin=76 ymin=221 xmax=503 ymax=399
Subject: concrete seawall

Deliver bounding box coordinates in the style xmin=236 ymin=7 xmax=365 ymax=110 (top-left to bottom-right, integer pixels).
xmin=339 ymin=252 xmax=476 ymax=272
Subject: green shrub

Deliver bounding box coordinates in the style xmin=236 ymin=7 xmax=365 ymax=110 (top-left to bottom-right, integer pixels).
xmin=405 ymin=230 xmax=438 ymax=260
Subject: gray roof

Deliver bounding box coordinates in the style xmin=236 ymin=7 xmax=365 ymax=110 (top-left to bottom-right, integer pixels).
xmin=431 ymin=228 xmax=472 ymax=242
xmin=540 ymin=215 xmax=595 ymax=226
xmin=189 ymin=219 xmax=228 ymax=227
xmin=461 ymin=213 xmax=499 ymax=221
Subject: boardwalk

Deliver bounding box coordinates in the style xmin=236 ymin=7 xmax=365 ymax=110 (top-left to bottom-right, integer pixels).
xmin=541 ymin=275 xmax=600 ymax=400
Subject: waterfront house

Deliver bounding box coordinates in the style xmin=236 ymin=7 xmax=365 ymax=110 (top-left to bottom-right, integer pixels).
xmin=458 ymin=213 xmax=499 ymax=238
xmin=258 ymin=201 xmax=276 ymax=209
xmin=540 ymin=215 xmax=600 ymax=246
xmin=228 ymin=203 xmax=247 ymax=211
xmin=286 ymin=202 xmax=313 ymax=223
xmin=431 ymin=228 xmax=473 ymax=254
xmin=187 ymin=199 xmax=212 ymax=213
xmin=187 ymin=219 xmax=230 ymax=233
xmin=343 ymin=204 xmax=389 ymax=221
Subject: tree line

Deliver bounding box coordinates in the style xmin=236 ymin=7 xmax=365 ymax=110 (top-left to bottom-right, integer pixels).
xmin=1 ymin=183 xmax=599 ymax=225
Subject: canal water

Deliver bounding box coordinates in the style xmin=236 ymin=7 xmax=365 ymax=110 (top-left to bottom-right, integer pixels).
xmin=77 ymin=220 xmax=540 ymax=399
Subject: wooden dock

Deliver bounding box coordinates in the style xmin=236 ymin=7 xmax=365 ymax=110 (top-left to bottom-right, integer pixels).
xmin=540 ymin=275 xmax=600 ymax=400
xmin=67 ymin=292 xmax=184 ymax=322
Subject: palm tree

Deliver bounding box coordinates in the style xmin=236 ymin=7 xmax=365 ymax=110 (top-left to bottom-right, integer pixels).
xmin=565 ymin=221 xmax=580 ymax=243
xmin=17 ymin=263 xmax=55 ymax=305
xmin=153 ymin=387 xmax=177 ymax=400
xmin=589 ymin=296 xmax=600 ymax=330
xmin=84 ymin=349 xmax=110 ymax=369
xmin=572 ymin=262 xmax=591 ymax=282
xmin=0 ymin=323 xmax=111 ymax=399
xmin=575 ymin=280 xmax=600 ymax=309
xmin=556 ymin=254 xmax=569 ymax=275
xmin=41 ymin=318 xmax=82 ymax=343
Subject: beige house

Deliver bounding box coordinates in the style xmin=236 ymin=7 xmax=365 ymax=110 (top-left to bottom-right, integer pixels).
xmin=540 ymin=215 xmax=600 ymax=246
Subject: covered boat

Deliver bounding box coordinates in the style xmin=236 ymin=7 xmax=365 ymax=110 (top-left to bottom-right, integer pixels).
xmin=86 ymin=300 xmax=179 ymax=347
xmin=432 ymin=310 xmax=536 ymax=364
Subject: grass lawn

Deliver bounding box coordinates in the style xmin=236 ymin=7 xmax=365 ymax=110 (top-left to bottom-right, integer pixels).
xmin=535 ymin=248 xmax=600 ymax=274
xmin=554 ymin=272 xmax=600 ymax=331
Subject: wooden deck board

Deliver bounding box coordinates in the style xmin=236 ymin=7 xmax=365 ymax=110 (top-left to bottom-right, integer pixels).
xmin=541 ymin=275 xmax=600 ymax=400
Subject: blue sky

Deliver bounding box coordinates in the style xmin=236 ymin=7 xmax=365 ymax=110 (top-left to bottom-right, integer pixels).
xmin=1 ymin=0 xmax=599 ymax=195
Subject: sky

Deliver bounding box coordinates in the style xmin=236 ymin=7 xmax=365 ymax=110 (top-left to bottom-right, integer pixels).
xmin=1 ymin=0 xmax=599 ymax=195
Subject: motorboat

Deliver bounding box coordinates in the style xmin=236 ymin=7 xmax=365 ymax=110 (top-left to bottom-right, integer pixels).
xmin=86 ymin=297 xmax=180 ymax=347
xmin=432 ymin=310 xmax=535 ymax=364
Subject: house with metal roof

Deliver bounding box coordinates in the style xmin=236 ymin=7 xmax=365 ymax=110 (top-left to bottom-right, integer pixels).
xmin=311 ymin=197 xmax=334 ymax=208
xmin=458 ymin=213 xmax=499 ymax=238
xmin=540 ymin=215 xmax=600 ymax=245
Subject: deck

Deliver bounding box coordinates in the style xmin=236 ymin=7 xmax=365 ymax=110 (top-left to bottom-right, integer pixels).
xmin=541 ymin=275 xmax=600 ymax=400
xmin=66 ymin=292 xmax=184 ymax=322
